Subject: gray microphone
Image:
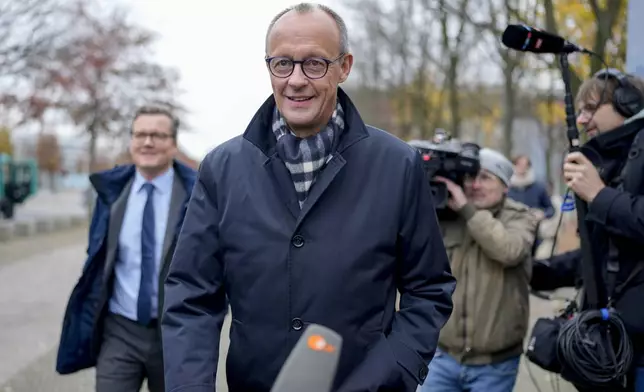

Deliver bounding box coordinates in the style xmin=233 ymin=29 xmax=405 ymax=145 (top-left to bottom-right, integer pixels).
xmin=270 ymin=324 xmax=343 ymax=392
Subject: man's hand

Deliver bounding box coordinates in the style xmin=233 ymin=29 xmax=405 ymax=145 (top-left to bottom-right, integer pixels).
xmin=434 ymin=176 xmax=467 ymax=211
xmin=563 ymin=152 xmax=605 ymax=203
xmin=532 ymin=209 xmax=545 ymax=221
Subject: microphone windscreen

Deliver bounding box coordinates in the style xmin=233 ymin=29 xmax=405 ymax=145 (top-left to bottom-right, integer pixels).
xmin=502 ymin=24 xmax=566 ymax=53
xmin=270 ymin=324 xmax=343 ymax=392
xmin=501 ymin=24 xmax=530 ymax=50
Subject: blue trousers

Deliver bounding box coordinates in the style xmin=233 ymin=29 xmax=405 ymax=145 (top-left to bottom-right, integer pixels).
xmin=419 ymin=350 xmax=520 ymax=392
xmin=636 ymin=367 xmax=644 ymax=392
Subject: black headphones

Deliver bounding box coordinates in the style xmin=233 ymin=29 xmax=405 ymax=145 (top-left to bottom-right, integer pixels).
xmin=593 ymin=68 xmax=644 ymax=118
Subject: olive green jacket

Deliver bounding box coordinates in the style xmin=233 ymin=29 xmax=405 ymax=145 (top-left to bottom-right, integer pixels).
xmin=437 ymin=198 xmax=538 ymax=365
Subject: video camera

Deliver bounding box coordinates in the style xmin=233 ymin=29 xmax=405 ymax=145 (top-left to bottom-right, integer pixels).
xmin=408 ymin=130 xmax=481 ymax=213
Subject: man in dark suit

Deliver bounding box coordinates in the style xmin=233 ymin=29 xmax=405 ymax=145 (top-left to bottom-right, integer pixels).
xmin=55 ymin=106 xmax=197 ymax=392
xmin=162 ymin=3 xmax=455 ymax=392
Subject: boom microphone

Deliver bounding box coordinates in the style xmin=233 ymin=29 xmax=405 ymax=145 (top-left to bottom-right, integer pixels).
xmin=502 ymin=24 xmax=590 ymax=54
xmin=270 ymin=324 xmax=343 ymax=392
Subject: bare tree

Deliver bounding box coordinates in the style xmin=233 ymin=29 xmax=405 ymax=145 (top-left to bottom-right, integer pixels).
xmin=427 ymin=0 xmax=473 ymax=138
xmin=36 ymin=132 xmax=62 ymax=191
xmin=541 ymin=0 xmax=625 ymax=93
xmin=586 ymin=0 xmax=625 ymax=72
xmin=0 ymin=0 xmax=63 ymax=76
xmin=348 ymin=0 xmax=414 ymax=137
xmin=0 ymin=0 xmax=67 ymax=132
xmin=437 ymin=0 xmax=541 ymax=155
xmin=495 ymin=0 xmax=526 ymax=156
xmin=34 ymin=0 xmax=184 ymax=172
xmin=410 ymin=3 xmax=435 ymax=138
xmin=345 ymin=0 xmax=447 ymax=139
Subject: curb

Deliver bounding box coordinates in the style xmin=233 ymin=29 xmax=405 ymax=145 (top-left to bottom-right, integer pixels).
xmin=0 ymin=215 xmax=88 ymax=243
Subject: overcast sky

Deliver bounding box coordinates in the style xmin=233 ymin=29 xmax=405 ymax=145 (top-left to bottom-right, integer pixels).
xmin=128 ymin=0 xmax=345 ymax=159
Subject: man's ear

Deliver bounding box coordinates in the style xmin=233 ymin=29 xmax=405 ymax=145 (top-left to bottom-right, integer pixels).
xmin=338 ymin=53 xmax=353 ymax=84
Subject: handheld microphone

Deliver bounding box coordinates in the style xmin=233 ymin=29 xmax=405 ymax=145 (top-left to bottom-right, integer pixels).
xmin=501 ymin=24 xmax=590 ymax=54
xmin=270 ymin=324 xmax=343 ymax=392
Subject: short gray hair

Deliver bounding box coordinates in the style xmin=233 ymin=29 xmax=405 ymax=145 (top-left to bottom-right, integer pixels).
xmin=265 ymin=3 xmax=349 ymax=55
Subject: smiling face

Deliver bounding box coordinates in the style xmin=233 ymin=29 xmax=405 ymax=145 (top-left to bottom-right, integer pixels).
xmin=266 ymin=9 xmax=353 ymax=137
xmin=575 ymin=77 xmax=627 ymax=138
xmin=463 ymin=169 xmax=507 ymax=210
xmin=576 ymin=97 xmax=626 ymax=138
xmin=130 ymin=113 xmax=177 ymax=179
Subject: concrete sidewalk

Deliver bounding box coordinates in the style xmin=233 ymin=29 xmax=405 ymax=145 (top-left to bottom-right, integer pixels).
xmin=0 ymin=224 xmax=575 ymax=392
xmin=0 ymin=237 xmax=230 ymax=392
xmin=0 ymin=190 xmax=87 ymax=243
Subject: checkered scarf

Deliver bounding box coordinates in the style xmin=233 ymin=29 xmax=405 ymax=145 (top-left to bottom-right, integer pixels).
xmin=272 ymin=102 xmax=345 ymax=207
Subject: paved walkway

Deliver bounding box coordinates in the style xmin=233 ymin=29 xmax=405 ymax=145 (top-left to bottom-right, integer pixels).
xmin=13 ymin=190 xmax=87 ymax=221
xmin=0 ymin=190 xmax=89 ymax=243
xmin=0 ymin=228 xmax=575 ymax=392
xmin=0 ymin=229 xmax=230 ymax=392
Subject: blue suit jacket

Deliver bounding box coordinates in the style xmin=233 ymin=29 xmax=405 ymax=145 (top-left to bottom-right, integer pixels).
xmin=55 ymin=160 xmax=196 ymax=375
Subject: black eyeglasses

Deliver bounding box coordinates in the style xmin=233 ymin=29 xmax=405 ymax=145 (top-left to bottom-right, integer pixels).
xmin=265 ymin=54 xmax=345 ymax=79
xmin=131 ymin=131 xmax=173 ymax=143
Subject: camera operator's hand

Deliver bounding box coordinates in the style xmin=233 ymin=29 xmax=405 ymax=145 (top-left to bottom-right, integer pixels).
xmin=532 ymin=209 xmax=545 ymax=222
xmin=563 ymin=152 xmax=605 ymax=203
xmin=434 ymin=176 xmax=467 ymax=211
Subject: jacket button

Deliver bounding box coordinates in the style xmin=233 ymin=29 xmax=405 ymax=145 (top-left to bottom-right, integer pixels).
xmin=291 ymin=318 xmax=303 ymax=331
xmin=419 ymin=366 xmax=428 ymax=381
xmin=291 ymin=235 xmax=305 ymax=248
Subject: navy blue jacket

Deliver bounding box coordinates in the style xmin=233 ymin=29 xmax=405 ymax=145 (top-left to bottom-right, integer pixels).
xmin=508 ymin=181 xmax=555 ymax=219
xmin=55 ymin=161 xmax=196 ymax=375
xmin=162 ymin=89 xmax=456 ymax=392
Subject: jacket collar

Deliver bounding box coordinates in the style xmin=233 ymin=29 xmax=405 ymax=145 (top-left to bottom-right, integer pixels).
xmin=89 ymin=159 xmax=196 ymax=205
xmin=243 ymin=87 xmax=369 ymax=157
xmin=582 ymin=117 xmax=644 ymax=165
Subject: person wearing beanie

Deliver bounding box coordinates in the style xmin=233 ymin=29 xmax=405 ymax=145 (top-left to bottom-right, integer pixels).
xmin=420 ymin=147 xmax=539 ymax=392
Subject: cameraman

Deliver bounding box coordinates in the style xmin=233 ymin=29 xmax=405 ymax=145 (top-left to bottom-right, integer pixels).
xmin=531 ymin=69 xmax=644 ymax=390
xmin=421 ymin=148 xmax=538 ymax=392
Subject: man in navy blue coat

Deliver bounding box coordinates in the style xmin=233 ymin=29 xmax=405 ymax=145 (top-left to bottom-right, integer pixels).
xmin=162 ymin=3 xmax=456 ymax=392
xmin=55 ymin=106 xmax=196 ymax=392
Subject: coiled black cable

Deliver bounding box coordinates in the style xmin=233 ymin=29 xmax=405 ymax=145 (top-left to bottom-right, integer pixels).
xmin=556 ymin=307 xmax=633 ymax=389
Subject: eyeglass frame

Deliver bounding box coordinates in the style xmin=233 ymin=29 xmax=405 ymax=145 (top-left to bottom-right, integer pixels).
xmin=130 ymin=131 xmax=174 ymax=143
xmin=576 ymin=99 xmax=610 ymax=119
xmin=264 ymin=53 xmax=345 ymax=79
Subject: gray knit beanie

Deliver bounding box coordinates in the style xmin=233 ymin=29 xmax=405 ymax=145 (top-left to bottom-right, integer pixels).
xmin=479 ymin=148 xmax=514 ymax=186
